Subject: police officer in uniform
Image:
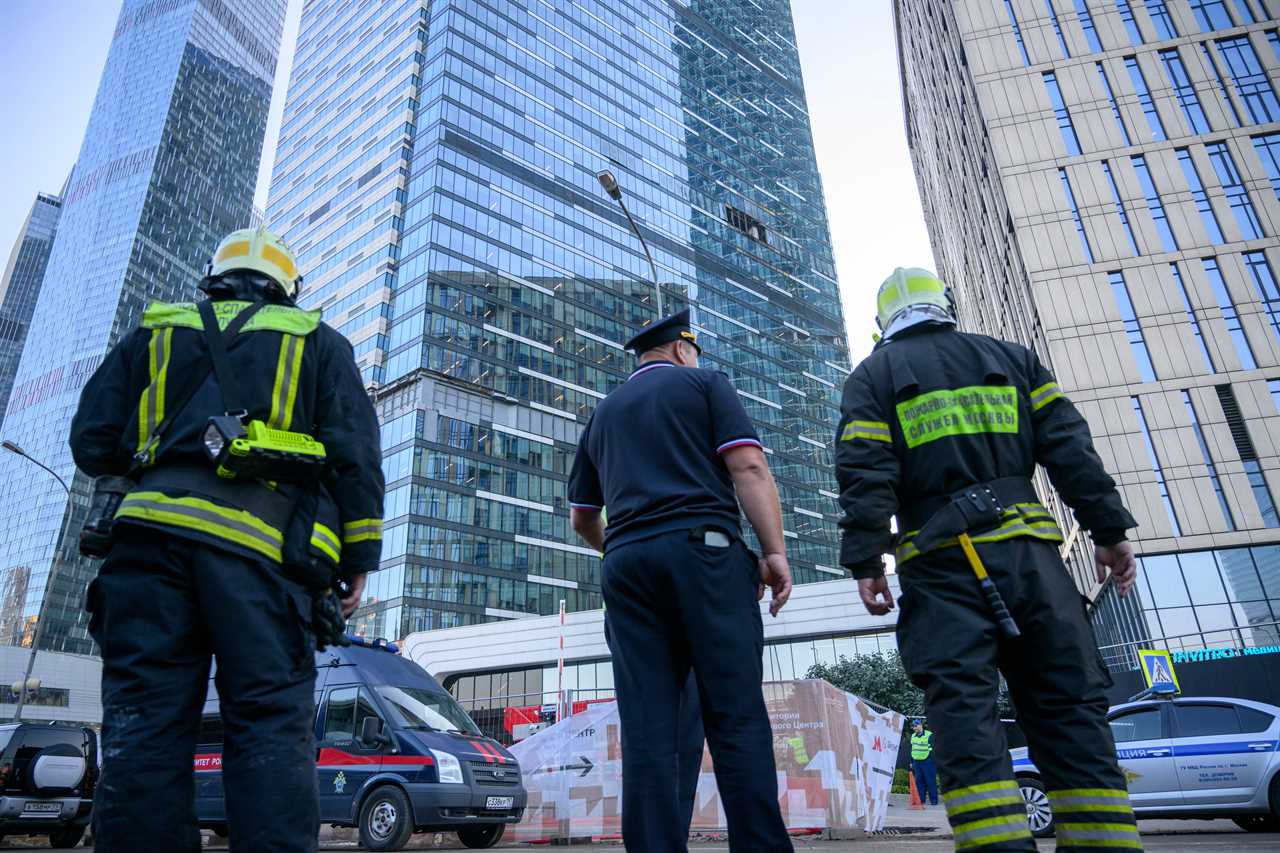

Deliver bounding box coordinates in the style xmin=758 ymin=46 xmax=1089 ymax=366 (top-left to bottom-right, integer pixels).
xmin=569 ymin=309 xmax=793 ymax=852
xmin=70 ymin=227 xmax=384 ymax=853
xmin=835 ymin=269 xmax=1142 ymax=853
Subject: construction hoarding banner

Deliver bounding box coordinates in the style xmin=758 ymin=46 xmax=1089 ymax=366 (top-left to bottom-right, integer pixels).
xmin=508 ymin=678 xmax=905 ymax=840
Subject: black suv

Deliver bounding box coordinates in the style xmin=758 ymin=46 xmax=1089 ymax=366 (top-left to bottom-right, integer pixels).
xmin=0 ymin=723 xmax=97 ymax=848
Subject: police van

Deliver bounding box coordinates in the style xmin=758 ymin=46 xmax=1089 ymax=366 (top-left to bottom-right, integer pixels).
xmin=196 ymin=637 xmax=526 ymax=850
xmin=1012 ymin=696 xmax=1280 ymax=837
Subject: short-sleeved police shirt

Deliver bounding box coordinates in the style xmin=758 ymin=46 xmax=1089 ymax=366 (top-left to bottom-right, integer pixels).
xmin=568 ymin=359 xmax=761 ymax=551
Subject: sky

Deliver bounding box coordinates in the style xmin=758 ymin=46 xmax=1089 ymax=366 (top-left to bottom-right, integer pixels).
xmin=0 ymin=0 xmax=934 ymax=363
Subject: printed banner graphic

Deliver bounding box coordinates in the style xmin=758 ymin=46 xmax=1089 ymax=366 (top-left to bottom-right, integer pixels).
xmin=508 ymin=679 xmax=905 ymax=840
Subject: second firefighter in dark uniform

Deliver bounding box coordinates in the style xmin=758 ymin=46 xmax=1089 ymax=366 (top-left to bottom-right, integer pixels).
xmin=835 ymin=268 xmax=1143 ymax=853
xmin=70 ymin=227 xmax=384 ymax=853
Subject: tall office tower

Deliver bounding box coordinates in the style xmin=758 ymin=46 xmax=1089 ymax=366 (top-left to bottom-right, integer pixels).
xmin=896 ymin=0 xmax=1280 ymax=666
xmin=0 ymin=0 xmax=286 ymax=653
xmin=0 ymin=190 xmax=63 ymax=428
xmin=269 ymin=0 xmax=849 ymax=639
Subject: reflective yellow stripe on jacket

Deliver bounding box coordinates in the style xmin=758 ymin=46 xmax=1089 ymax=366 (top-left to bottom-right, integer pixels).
xmin=115 ymin=491 xmax=284 ymax=562
xmin=896 ymin=502 xmax=1063 ymax=565
xmin=342 ymin=518 xmax=382 ymax=544
xmin=135 ymin=327 xmax=174 ymax=464
xmin=269 ymin=334 xmax=305 ymax=430
xmin=1031 ymin=381 xmax=1064 ymax=412
xmin=840 ymin=419 xmax=892 ymax=443
xmin=310 ymin=522 xmax=341 ymax=565
xmin=142 ymin=300 xmax=321 ymax=335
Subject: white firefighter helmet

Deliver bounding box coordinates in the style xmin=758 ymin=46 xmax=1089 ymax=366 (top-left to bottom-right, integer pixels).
xmin=875 ymin=267 xmax=956 ymax=341
xmin=205 ymin=226 xmax=302 ymax=299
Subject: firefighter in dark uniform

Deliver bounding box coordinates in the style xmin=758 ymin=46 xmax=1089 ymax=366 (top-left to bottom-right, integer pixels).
xmin=568 ymin=309 xmax=793 ymax=853
xmin=835 ymin=268 xmax=1142 ymax=853
xmin=70 ymin=227 xmax=384 ymax=853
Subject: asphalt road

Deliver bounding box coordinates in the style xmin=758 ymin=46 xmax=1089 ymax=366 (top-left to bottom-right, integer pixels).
xmin=2 ymin=819 xmax=1266 ymax=849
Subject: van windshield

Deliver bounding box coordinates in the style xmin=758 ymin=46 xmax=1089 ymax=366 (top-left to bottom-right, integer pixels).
xmin=376 ymin=686 xmax=481 ymax=735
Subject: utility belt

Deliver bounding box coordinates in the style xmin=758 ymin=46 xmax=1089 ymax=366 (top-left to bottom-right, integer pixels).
xmin=896 ymin=477 xmax=1061 ymax=565
xmin=137 ymin=464 xmax=297 ymax=532
xmin=897 ymin=477 xmax=1064 ymax=640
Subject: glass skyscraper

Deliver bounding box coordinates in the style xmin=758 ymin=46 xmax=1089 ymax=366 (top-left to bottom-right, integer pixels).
xmin=0 ymin=189 xmax=64 ymax=428
xmin=0 ymin=0 xmax=285 ymax=653
xmin=268 ymin=0 xmax=850 ymax=640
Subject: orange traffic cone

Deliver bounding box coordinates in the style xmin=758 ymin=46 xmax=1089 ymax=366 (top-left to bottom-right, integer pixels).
xmin=908 ymin=770 xmax=924 ymax=810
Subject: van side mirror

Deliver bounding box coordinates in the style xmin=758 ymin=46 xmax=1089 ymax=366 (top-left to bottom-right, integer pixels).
xmin=359 ymin=717 xmax=388 ymax=748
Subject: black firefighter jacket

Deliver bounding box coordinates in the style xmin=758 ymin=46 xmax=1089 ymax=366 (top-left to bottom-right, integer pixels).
xmin=70 ymin=297 xmax=385 ymax=579
xmin=834 ymin=325 xmax=1136 ymax=578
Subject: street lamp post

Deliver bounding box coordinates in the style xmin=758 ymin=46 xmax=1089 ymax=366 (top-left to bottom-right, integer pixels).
xmin=596 ymin=170 xmax=664 ymax=317
xmin=1 ymin=441 xmax=73 ymax=721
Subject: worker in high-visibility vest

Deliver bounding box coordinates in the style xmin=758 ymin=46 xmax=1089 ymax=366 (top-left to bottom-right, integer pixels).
xmin=910 ymin=718 xmax=939 ymax=806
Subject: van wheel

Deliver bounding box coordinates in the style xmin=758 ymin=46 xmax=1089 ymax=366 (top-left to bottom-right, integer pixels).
xmin=458 ymin=823 xmax=506 ymax=848
xmin=209 ymin=822 xmax=230 ymax=839
xmin=1018 ymin=776 xmax=1054 ymax=838
xmin=358 ymin=785 xmax=414 ymax=851
xmin=49 ymin=825 xmax=87 ymax=848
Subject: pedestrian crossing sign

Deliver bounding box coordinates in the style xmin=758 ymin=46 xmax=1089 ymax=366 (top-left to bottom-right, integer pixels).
xmin=1137 ymin=649 xmax=1180 ymax=694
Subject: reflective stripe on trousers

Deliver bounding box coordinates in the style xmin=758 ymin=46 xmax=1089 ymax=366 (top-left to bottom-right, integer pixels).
xmin=943 ymin=780 xmax=1034 ymax=851
xmin=1048 ymin=788 xmax=1142 ymax=851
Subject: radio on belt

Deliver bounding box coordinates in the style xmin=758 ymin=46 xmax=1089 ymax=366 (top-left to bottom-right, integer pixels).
xmin=203 ymin=415 xmax=327 ymax=482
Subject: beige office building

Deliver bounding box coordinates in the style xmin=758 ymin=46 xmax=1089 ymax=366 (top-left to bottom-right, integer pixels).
xmin=895 ymin=0 xmax=1280 ymax=667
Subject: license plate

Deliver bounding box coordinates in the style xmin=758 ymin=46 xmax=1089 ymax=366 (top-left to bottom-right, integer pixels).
xmin=22 ymin=801 xmax=61 ymax=814
xmin=485 ymin=796 xmax=514 ymax=810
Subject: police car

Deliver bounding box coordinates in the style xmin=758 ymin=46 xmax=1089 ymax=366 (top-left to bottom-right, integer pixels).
xmin=196 ymin=637 xmax=526 ymax=850
xmin=1012 ymin=696 xmax=1280 ymax=837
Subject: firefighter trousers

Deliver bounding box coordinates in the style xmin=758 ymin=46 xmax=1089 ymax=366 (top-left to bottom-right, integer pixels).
xmin=87 ymin=525 xmax=319 ymax=853
xmin=897 ymin=538 xmax=1141 ymax=853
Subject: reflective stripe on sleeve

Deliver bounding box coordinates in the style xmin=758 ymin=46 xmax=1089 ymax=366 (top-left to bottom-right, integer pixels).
xmin=310 ymin=522 xmax=341 ymax=564
xmin=136 ymin=327 xmax=173 ymax=463
xmin=343 ymin=518 xmax=383 ymax=544
xmin=840 ymin=420 xmax=892 ymax=443
xmin=115 ymin=491 xmax=283 ymax=562
xmin=268 ymin=333 xmax=305 ymax=430
xmin=1031 ymin=381 xmax=1064 ymax=412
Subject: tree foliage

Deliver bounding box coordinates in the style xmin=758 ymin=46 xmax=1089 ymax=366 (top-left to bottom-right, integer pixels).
xmin=807 ymin=652 xmax=1015 ymax=719
xmin=807 ymin=652 xmax=925 ymax=716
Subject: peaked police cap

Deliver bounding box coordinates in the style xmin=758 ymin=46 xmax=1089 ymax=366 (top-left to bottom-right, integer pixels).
xmin=624 ymin=308 xmax=702 ymax=354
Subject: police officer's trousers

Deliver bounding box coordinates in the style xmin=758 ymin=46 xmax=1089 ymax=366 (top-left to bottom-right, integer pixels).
xmin=897 ymin=538 xmax=1141 ymax=853
xmin=88 ymin=526 xmax=319 ymax=853
xmin=606 ymin=613 xmax=705 ymax=836
xmin=603 ymin=529 xmax=792 ymax=852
